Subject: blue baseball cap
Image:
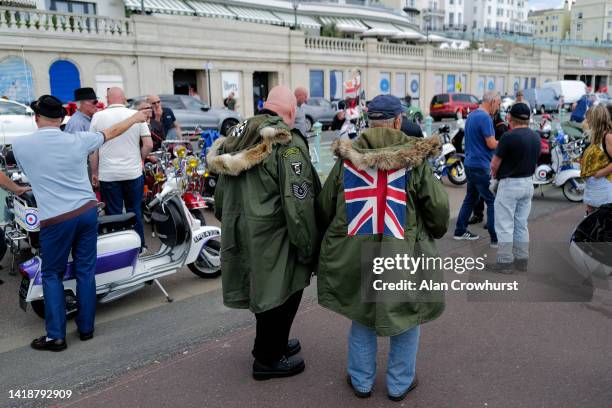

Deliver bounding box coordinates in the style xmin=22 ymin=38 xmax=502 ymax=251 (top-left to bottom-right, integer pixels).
xmin=367 ymin=95 xmax=403 ymax=120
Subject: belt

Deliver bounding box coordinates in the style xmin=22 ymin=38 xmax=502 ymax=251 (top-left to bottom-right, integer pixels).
xmin=40 ymin=201 xmax=98 ymax=228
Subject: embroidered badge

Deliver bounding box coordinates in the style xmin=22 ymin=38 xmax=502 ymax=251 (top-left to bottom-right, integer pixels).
xmin=291 ymin=182 xmax=309 ymax=200
xmin=283 ymin=147 xmax=300 ymax=158
xmin=290 ymin=162 xmax=302 ymax=176
xmin=232 ymin=120 xmax=248 ymax=138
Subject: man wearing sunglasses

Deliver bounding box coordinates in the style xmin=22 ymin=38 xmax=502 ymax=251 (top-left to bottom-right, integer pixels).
xmin=65 ymin=87 xmax=99 ymax=133
xmin=147 ymin=95 xmax=182 ymax=139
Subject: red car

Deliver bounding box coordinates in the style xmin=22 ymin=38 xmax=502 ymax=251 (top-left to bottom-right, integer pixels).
xmin=430 ymin=93 xmax=479 ymax=121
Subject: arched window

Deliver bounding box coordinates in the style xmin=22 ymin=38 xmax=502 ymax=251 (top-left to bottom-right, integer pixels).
xmin=0 ymin=57 xmax=34 ymax=104
xmin=49 ymin=60 xmax=81 ymax=103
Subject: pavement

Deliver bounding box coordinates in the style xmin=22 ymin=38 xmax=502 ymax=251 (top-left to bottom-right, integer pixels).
xmin=0 ymin=136 xmax=610 ymax=408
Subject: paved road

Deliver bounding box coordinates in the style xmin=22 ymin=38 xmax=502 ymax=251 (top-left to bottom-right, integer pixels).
xmin=1 ymin=178 xmax=608 ymax=408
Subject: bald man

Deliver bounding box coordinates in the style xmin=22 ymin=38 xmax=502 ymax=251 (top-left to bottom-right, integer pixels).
xmin=207 ymin=85 xmax=321 ymax=380
xmin=90 ymin=87 xmax=153 ymax=251
xmin=293 ymin=87 xmax=309 ymax=136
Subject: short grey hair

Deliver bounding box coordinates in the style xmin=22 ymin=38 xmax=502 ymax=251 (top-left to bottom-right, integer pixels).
xmin=482 ymin=91 xmax=500 ymax=104
xmin=133 ymin=98 xmax=151 ymax=110
xmin=369 ymin=115 xmax=400 ymax=128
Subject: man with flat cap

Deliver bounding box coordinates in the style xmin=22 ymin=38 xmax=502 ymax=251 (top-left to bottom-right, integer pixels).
xmin=317 ymin=94 xmax=449 ymax=401
xmin=12 ymin=95 xmax=149 ymax=352
xmin=65 ymin=87 xmax=98 ymax=133
xmin=207 ymin=85 xmax=320 ymax=380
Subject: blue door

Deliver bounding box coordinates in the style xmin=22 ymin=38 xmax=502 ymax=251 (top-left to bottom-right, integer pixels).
xmin=49 ymin=60 xmax=81 ymax=103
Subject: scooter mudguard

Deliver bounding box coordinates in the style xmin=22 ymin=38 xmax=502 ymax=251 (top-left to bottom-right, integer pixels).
xmin=185 ymin=225 xmax=221 ymax=265
xmin=183 ymin=191 xmax=207 ymax=210
xmin=554 ymin=169 xmax=581 ymax=187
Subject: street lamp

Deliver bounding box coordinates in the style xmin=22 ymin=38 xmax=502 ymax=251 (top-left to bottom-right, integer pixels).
xmin=292 ymin=1 xmax=299 ymax=30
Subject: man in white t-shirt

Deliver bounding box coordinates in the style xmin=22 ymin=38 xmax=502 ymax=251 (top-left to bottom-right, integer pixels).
xmin=90 ymin=87 xmax=153 ymax=250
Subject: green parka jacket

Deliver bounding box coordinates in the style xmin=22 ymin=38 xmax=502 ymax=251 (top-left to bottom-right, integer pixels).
xmin=207 ymin=114 xmax=321 ymax=314
xmin=316 ymin=127 xmax=449 ymax=336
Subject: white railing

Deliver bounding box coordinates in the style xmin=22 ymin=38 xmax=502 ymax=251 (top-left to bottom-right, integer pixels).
xmin=432 ymin=48 xmax=471 ymax=60
xmin=478 ymin=53 xmax=508 ymax=63
xmin=377 ymin=43 xmax=424 ymax=57
xmin=0 ymin=7 xmax=133 ymax=37
xmin=305 ymin=36 xmax=365 ymax=53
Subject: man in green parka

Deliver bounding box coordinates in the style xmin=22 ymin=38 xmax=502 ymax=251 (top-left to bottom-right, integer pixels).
xmin=207 ymin=85 xmax=320 ymax=381
xmin=317 ymin=95 xmax=449 ymax=401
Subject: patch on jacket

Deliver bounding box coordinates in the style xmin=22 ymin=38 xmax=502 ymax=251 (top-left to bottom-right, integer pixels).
xmin=343 ymin=160 xmax=409 ymax=239
xmin=291 ymin=182 xmax=310 ymax=199
xmin=283 ymin=147 xmax=300 ymax=158
xmin=231 ymin=120 xmax=248 ymax=138
xmin=290 ymin=162 xmax=302 ymax=176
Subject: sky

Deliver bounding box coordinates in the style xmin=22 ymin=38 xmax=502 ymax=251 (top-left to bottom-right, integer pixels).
xmin=529 ymin=0 xmax=566 ymax=10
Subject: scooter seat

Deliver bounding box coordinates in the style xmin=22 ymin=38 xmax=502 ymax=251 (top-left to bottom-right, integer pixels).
xmin=98 ymin=213 xmax=137 ymax=235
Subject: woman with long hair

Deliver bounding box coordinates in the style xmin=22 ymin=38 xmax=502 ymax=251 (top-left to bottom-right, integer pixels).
xmin=581 ymin=104 xmax=612 ymax=213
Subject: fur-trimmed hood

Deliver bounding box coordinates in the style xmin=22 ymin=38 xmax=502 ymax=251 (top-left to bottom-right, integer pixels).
xmin=207 ymin=126 xmax=292 ymax=176
xmin=333 ymin=128 xmax=441 ymax=170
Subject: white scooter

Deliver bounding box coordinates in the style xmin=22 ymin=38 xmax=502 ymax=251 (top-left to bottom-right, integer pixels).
xmin=18 ymin=174 xmax=221 ymax=319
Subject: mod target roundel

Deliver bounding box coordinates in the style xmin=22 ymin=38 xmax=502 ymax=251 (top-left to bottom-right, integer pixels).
xmin=25 ymin=211 xmax=38 ymax=227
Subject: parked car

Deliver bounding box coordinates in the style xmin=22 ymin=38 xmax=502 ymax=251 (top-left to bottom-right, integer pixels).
xmin=129 ymin=94 xmax=241 ymax=136
xmin=0 ymin=98 xmax=36 ymax=146
xmin=401 ymin=101 xmax=424 ymax=123
xmin=523 ymin=88 xmax=559 ymax=113
xmin=593 ymin=93 xmax=612 ymax=106
xmin=429 ymin=93 xmax=479 ymax=121
xmin=542 ymin=80 xmax=587 ymax=108
xmin=301 ymin=97 xmax=338 ymax=130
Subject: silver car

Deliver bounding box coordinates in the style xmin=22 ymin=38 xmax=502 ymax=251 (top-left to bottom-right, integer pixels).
xmin=301 ymin=97 xmax=338 ymax=130
xmin=130 ymin=94 xmax=241 ymax=136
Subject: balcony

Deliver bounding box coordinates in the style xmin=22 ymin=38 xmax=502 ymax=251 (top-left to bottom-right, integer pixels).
xmin=422 ymin=8 xmax=445 ymax=18
xmin=443 ymin=24 xmax=467 ymax=32
xmin=0 ymin=6 xmax=133 ymax=37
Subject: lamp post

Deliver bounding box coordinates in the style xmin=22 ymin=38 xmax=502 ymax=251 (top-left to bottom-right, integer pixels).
xmin=140 ymin=0 xmax=145 ymax=14
xmin=292 ymin=1 xmax=299 ymax=30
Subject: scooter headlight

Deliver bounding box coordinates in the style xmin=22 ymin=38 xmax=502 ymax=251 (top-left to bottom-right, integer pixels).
xmin=196 ymin=165 xmax=206 ymax=176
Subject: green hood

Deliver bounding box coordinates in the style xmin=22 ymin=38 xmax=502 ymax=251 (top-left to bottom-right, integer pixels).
xmin=207 ymin=114 xmax=293 ymax=176
xmin=332 ymin=127 xmax=441 ymax=170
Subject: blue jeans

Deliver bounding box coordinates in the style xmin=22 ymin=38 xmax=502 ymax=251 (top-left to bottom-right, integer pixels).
xmin=100 ymin=175 xmax=145 ymax=247
xmin=494 ymin=177 xmax=534 ymax=263
xmin=40 ymin=206 xmax=98 ymax=340
xmin=455 ymin=167 xmax=497 ymax=242
xmin=348 ymin=321 xmax=420 ymax=397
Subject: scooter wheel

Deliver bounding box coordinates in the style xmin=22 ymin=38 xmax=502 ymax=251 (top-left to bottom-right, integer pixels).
xmin=30 ymin=292 xmax=78 ymax=320
xmin=188 ymin=239 xmax=221 ymax=278
xmin=562 ymin=178 xmax=585 ymax=202
xmin=447 ymin=162 xmax=467 ymax=185
xmin=190 ymin=209 xmax=206 ymax=226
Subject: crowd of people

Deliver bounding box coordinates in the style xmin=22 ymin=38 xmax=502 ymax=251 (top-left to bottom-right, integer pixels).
xmin=2 ymin=80 xmax=610 ymax=402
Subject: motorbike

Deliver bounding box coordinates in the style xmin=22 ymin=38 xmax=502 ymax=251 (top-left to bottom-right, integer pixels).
xmin=569 ymin=203 xmax=612 ymax=279
xmin=431 ymin=124 xmax=467 ymax=185
xmin=533 ymin=127 xmax=585 ymax=202
xmin=18 ymin=171 xmax=222 ymax=319
xmin=143 ymin=140 xmax=213 ymax=225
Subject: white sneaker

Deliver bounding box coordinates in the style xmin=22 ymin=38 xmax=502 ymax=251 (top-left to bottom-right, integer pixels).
xmin=453 ymin=231 xmax=479 ymax=240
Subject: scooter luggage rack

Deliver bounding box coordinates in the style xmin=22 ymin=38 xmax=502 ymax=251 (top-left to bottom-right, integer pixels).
xmin=5 ymin=227 xmax=28 ymax=275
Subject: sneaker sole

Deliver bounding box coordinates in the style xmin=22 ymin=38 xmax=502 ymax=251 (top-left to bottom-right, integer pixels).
xmin=453 ymin=236 xmax=479 ymax=241
xmin=252 ymin=362 xmax=305 ymax=381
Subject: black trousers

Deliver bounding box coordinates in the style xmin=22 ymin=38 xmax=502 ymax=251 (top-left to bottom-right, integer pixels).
xmin=474 ymin=197 xmax=485 ymax=219
xmin=253 ymin=289 xmax=303 ymax=364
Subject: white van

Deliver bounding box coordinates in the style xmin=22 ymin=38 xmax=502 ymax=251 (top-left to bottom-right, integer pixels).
xmin=542 ymin=81 xmax=587 ymax=107
xmin=0 ymin=99 xmax=37 ymax=146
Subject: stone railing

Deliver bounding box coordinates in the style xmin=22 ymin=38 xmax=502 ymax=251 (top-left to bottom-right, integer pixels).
xmin=478 ymin=53 xmax=508 ymax=64
xmin=0 ymin=7 xmax=133 ymax=37
xmin=305 ymin=36 xmax=365 ymax=53
xmin=377 ymin=43 xmax=424 ymax=57
xmin=432 ymin=48 xmax=471 ymax=61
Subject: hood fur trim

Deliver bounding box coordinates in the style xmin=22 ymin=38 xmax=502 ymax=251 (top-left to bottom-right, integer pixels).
xmin=332 ymin=136 xmax=441 ymax=170
xmin=206 ymin=127 xmax=292 ymax=176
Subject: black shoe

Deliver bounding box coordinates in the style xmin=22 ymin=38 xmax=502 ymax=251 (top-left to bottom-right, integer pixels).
xmin=31 ymin=336 xmax=67 ymax=352
xmin=252 ymin=356 xmax=305 ymax=381
xmin=453 ymin=231 xmax=479 ymax=240
xmin=468 ymin=215 xmax=483 ymax=225
xmin=514 ymin=258 xmax=528 ymax=272
xmin=388 ymin=375 xmax=418 ymax=402
xmin=346 ymin=375 xmax=372 ymax=398
xmin=286 ymin=338 xmax=301 ymax=357
xmin=487 ymin=262 xmax=515 ymax=274
xmin=79 ymin=331 xmax=94 ymax=341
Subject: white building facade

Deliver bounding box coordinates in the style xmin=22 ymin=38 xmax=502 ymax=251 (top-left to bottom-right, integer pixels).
xmin=462 ymin=0 xmax=531 ymax=35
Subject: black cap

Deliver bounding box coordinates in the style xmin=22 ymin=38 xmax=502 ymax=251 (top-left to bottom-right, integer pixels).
xmin=74 ymin=87 xmax=97 ymax=101
xmin=367 ymin=94 xmax=404 ymax=120
xmin=510 ymin=102 xmax=531 ymax=120
xmin=30 ymin=95 xmax=66 ymax=119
